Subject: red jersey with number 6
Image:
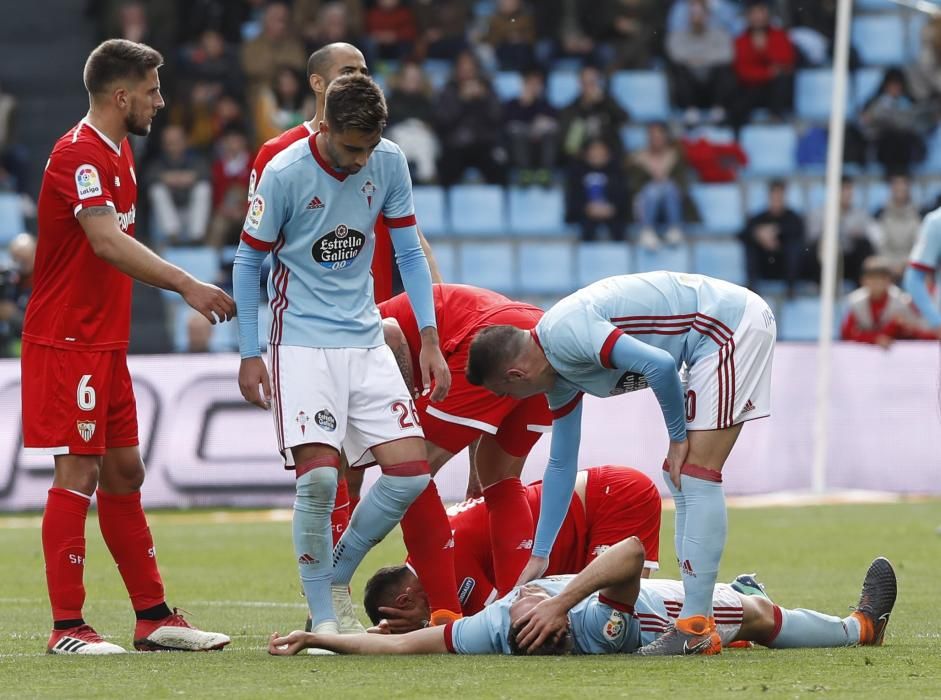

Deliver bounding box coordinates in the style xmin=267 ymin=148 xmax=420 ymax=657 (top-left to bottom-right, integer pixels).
xmin=24 ymin=118 xmax=138 ymax=351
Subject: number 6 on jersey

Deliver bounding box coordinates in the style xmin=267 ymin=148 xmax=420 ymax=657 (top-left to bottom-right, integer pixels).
xmin=77 ymin=374 xmax=96 ymax=411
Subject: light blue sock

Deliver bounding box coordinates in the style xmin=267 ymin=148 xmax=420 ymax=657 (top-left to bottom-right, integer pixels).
xmin=768 ymin=607 xmax=861 ymax=648
xmin=677 ymin=472 xmax=727 ymax=619
xmin=293 ymin=467 xmax=338 ymax=626
xmin=662 ymin=468 xmax=686 ymax=568
xmin=332 ymin=472 xmax=430 ymax=585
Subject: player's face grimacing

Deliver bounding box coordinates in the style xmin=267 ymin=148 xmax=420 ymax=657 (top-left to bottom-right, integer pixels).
xmin=123 ymin=68 xmax=164 ymax=136
xmin=323 ymin=125 xmax=381 ymax=174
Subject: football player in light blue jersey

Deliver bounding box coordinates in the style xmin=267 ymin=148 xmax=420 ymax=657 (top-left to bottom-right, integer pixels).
xmin=267 ymin=537 xmax=897 ymax=656
xmin=233 ymin=75 xmax=451 ymax=637
xmin=465 ymin=272 xmax=777 ymax=655
xmin=903 ymin=205 xmax=941 ymax=333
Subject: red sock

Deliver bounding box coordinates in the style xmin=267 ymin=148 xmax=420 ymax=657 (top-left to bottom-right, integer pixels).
xmin=349 ymin=494 xmax=361 ymax=514
xmin=399 ymin=481 xmax=461 ymax=617
xmin=332 ymin=478 xmax=350 ymax=547
xmin=483 ymin=477 xmax=534 ymax=596
xmin=95 ymin=490 xmax=166 ymax=612
xmin=42 ymin=488 xmax=91 ymax=622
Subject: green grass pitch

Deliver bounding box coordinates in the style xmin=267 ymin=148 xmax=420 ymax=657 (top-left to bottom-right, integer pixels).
xmin=1 ymin=501 xmax=940 ymax=699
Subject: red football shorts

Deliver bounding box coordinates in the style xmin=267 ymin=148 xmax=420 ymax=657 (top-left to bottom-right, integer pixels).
xmin=417 ymin=308 xmax=551 ymax=457
xmin=583 ymin=466 xmax=662 ymax=571
xmin=21 ymin=342 xmax=139 ymax=456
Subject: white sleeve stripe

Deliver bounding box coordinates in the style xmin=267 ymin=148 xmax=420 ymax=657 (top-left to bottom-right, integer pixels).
xmin=526 ymin=424 xmax=552 ymax=433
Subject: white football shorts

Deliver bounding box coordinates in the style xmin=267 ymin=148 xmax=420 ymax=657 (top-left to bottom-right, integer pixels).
xmin=684 ymin=291 xmax=776 ymax=431
xmin=268 ymin=344 xmax=424 ymax=468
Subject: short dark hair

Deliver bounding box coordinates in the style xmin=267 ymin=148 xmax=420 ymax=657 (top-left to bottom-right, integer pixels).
xmin=465 ymin=325 xmax=527 ymax=387
xmin=769 ymin=178 xmax=786 ymax=192
xmin=325 ymin=74 xmax=387 ymax=134
xmin=507 ymin=624 xmax=572 ymax=656
xmin=363 ymin=565 xmax=411 ymax=625
xmin=307 ymin=44 xmax=334 ymax=78
xmin=83 ymin=39 xmax=163 ymax=96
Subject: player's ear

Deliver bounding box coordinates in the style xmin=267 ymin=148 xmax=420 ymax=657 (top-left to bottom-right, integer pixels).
xmin=506 ymin=368 xmax=525 ymax=382
xmin=309 ymin=73 xmax=324 ymax=95
xmin=113 ymin=85 xmax=129 ymax=111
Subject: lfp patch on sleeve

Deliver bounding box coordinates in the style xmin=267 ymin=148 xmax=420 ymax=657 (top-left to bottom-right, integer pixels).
xmin=75 ymin=164 xmax=103 ymax=200
xmin=247 ymin=194 xmax=265 ymax=229
xmin=603 ymin=610 xmax=625 ymax=641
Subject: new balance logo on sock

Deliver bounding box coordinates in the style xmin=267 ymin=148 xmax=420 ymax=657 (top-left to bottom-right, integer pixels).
xmin=517 ymin=539 xmax=534 ymax=550
xmin=307 ymin=197 xmax=324 ymax=210
xmin=743 ymin=399 xmax=756 ymax=412
xmin=681 ymin=559 xmax=696 ymax=577
xmin=298 ymin=553 xmax=319 ymax=565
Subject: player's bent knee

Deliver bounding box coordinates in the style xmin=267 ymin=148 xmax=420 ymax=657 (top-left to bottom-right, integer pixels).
xmin=296 ymin=464 xmax=340 ymax=498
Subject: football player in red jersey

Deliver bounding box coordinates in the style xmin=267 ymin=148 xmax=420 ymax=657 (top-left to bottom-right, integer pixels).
xmin=21 ymin=39 xmax=234 ymax=655
xmin=361 ymin=465 xmax=662 ymax=631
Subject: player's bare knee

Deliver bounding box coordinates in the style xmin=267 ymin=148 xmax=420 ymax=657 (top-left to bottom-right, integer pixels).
xmin=52 ymin=455 xmax=100 ymax=495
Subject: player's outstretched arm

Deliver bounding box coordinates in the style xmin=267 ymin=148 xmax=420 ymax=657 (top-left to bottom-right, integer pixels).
xmin=78 ymin=206 xmax=235 ymax=324
xmin=268 ymin=625 xmax=448 ymax=656
xmin=519 ymin=402 xmax=584 ymax=586
xmin=514 ymin=536 xmax=645 ymax=653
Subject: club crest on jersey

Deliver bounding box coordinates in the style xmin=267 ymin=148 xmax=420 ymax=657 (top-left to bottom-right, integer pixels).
xmin=603 ymin=611 xmax=625 ymax=641
xmin=312 ymin=224 xmax=366 ymax=270
xmin=609 ymin=370 xmax=649 ymax=395
xmin=248 ymin=194 xmax=265 ymax=229
xmin=361 ymin=180 xmax=376 ymax=208
xmin=76 ymin=420 xmax=96 ymax=443
xmin=296 ymin=410 xmax=310 ymax=435
xmin=315 ymin=409 xmax=336 ymax=432
xmin=75 ymin=164 xmax=102 ymax=200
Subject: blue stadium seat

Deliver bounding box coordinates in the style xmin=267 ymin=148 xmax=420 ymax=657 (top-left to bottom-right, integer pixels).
xmin=494 ymin=71 xmax=523 ymax=101
xmin=779 ymin=297 xmax=840 ymax=341
xmin=909 ymin=11 xmax=929 ymax=61
xmin=413 ymin=186 xmax=447 ymax=236
xmin=741 ymin=125 xmax=798 ymax=176
xmin=422 ymin=60 xmax=452 ymax=90
xmin=161 ymin=247 xmax=220 ymax=299
xmin=507 ymin=187 xmax=567 ymax=236
xmin=866 ymin=180 xmax=890 ymax=213
xmin=690 ymin=183 xmax=744 ymax=234
xmin=169 ymin=298 xmax=238 ymax=353
xmin=547 ymin=71 xmax=579 ymax=109
xmin=918 ymin=128 xmax=941 ymax=174
xmin=634 ymin=244 xmax=691 ymax=274
xmin=795 ymin=69 xmax=834 ymax=121
xmin=448 ymin=185 xmax=505 ymax=235
xmin=745 ymin=180 xmax=806 ymax=214
xmin=806 ymin=178 xmax=866 ymax=212
xmin=620 ymin=125 xmax=648 ymax=152
xmin=692 ymin=240 xmax=746 ymax=285
xmin=917 ymin=178 xmax=941 ymax=209
xmin=853 ymin=67 xmax=883 ymax=111
xmin=853 ymin=15 xmax=906 ymax=65
xmin=428 ymin=241 xmax=457 ymax=282
xmin=458 ymin=242 xmax=515 ymax=293
xmin=610 ymin=71 xmax=669 ymax=121
xmin=575 ymin=242 xmax=632 ymax=287
xmin=518 ymin=242 xmax=574 ymax=294
xmin=0 ymin=193 xmax=25 ymax=245
xmin=854 ymin=0 xmax=895 ymax=8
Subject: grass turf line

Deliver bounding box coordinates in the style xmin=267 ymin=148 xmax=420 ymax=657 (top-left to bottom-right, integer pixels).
xmin=0 ymin=501 xmax=939 ymax=699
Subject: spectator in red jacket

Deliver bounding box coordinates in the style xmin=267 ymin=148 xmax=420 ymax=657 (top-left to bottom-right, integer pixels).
xmin=207 ymin=128 xmax=255 ymax=248
xmin=841 ymin=256 xmax=936 ymax=347
xmin=731 ymin=0 xmax=795 ymax=127
xmin=366 ymin=0 xmax=418 ymax=60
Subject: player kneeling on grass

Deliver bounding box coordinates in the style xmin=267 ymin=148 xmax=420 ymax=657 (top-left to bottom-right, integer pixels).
xmin=269 ymin=537 xmax=897 ymax=656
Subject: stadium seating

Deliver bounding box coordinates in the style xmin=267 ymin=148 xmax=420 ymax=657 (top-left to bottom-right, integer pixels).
xmin=429 ymin=240 xmax=457 ymax=282
xmin=507 ymin=186 xmax=567 ymax=236
xmin=692 ymin=240 xmax=746 ymax=286
xmin=689 ymin=183 xmax=744 ymax=234
xmin=852 ymin=14 xmax=906 ymax=66
xmin=448 ymin=185 xmax=505 ymax=235
xmin=853 ymin=67 xmax=883 ymax=111
xmin=575 ymin=242 xmax=633 ymax=287
xmin=518 ymin=242 xmax=574 ymax=294
xmin=779 ymin=297 xmax=843 ymax=341
xmin=422 ymin=59 xmax=452 ymax=90
xmin=620 ymin=124 xmax=648 ymax=152
xmin=634 ymin=244 xmax=691 ymax=273
xmin=547 ymin=71 xmax=579 ymax=109
xmin=494 ymin=71 xmax=522 ymax=101
xmin=865 ymin=179 xmax=890 ymax=213
xmin=161 ymin=247 xmax=220 ymax=299
xmin=918 ymin=128 xmax=941 ymax=175
xmin=413 ymin=186 xmax=447 ymax=237
xmin=0 ymin=193 xmax=25 ymax=246
xmin=458 ymin=241 xmax=515 ymax=293
xmin=741 ymin=125 xmax=798 ymax=176
xmin=610 ymin=71 xmax=670 ymax=122
xmin=795 ymin=69 xmax=834 ymax=122
xmin=744 ymin=179 xmax=806 ymax=214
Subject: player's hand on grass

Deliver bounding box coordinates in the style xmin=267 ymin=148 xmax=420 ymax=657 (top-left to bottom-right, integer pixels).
xmin=515 ymin=555 xmax=548 ymax=587
xmin=513 ymin=597 xmax=569 ymax=654
xmin=376 ymin=605 xmax=426 ymax=633
xmin=268 ymin=631 xmax=310 ymax=655
xmin=419 ymin=328 xmax=451 ymax=402
xmin=239 ymin=356 xmax=272 ymax=410
xmin=180 ymin=276 xmax=236 ymax=324
xmin=665 ymin=438 xmax=689 ymax=490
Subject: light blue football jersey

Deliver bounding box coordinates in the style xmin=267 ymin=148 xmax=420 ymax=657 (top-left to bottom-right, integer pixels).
xmin=448 ymin=575 xmax=640 ymax=655
xmin=241 ymin=133 xmax=415 ymax=349
xmin=910 ymin=206 xmax=941 ymax=272
xmin=535 ymin=272 xmax=752 ymax=411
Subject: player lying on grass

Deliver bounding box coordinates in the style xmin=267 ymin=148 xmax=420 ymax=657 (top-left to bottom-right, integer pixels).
xmin=362 ymin=465 xmax=662 ymax=630
xmin=268 ymin=537 xmax=897 ymax=656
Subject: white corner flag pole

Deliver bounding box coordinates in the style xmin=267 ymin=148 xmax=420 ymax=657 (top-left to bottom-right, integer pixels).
xmin=812 ymin=0 xmax=853 ymax=494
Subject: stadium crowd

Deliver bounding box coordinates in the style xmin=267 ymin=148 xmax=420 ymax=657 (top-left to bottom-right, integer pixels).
xmin=2 ymin=0 xmax=941 ymax=353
